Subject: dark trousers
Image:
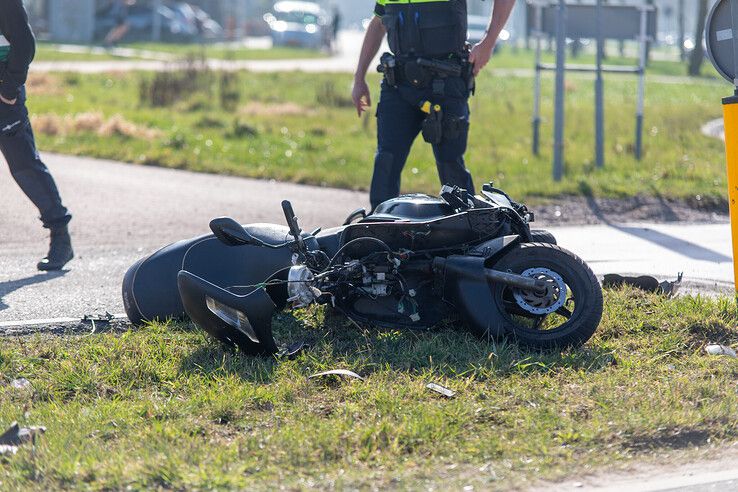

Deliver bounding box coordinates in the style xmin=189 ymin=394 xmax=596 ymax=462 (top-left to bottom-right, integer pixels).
xmin=1 ymin=87 xmax=70 ymax=229
xmin=370 ymin=77 xmax=475 ymax=210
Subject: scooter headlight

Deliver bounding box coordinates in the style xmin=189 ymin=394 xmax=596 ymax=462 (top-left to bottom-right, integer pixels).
xmin=205 ymin=296 xmax=260 ymax=344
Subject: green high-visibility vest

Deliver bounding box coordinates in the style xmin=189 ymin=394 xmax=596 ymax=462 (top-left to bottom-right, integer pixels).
xmin=0 ymin=35 xmax=9 ymax=62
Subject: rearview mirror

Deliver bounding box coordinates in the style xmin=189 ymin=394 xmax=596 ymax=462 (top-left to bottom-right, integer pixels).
xmin=210 ymin=217 xmax=255 ymax=247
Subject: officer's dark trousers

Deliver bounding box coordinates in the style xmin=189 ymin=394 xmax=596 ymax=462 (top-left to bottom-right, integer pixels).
xmin=371 ymin=77 xmax=475 ymax=210
xmin=1 ymin=87 xmax=70 ymax=229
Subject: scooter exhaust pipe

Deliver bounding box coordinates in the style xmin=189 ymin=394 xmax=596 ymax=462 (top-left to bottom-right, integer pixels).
xmin=434 ymin=257 xmax=546 ymax=294
xmin=484 ymin=269 xmax=547 ymax=294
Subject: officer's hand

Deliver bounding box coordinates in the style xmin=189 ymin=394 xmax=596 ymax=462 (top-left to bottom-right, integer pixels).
xmin=352 ymin=78 xmax=371 ymax=117
xmin=0 ymin=94 xmax=17 ymax=105
xmin=469 ymin=41 xmax=495 ymax=76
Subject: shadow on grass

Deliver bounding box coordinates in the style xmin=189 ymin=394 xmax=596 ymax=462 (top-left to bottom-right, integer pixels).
xmin=179 ymin=344 xmax=279 ymax=383
xmin=321 ymin=322 xmax=617 ymax=377
xmin=621 ymin=421 xmax=734 ymax=452
xmin=179 ymin=308 xmax=617 ymax=382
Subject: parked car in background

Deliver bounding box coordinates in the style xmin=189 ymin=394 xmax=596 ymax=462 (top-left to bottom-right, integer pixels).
xmin=467 ymin=15 xmax=510 ymax=51
xmin=94 ymin=1 xmax=222 ymax=43
xmin=264 ymin=1 xmax=330 ymax=50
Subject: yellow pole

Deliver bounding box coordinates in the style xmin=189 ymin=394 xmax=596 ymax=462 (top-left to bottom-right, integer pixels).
xmin=722 ymin=96 xmax=738 ymax=296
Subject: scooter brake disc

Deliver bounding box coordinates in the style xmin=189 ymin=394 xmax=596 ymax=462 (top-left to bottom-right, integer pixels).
xmin=512 ymin=268 xmax=567 ymax=316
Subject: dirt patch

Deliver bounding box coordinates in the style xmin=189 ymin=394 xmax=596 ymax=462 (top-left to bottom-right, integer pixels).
xmin=239 ymin=101 xmax=313 ymax=117
xmin=25 ymin=73 xmax=63 ymax=96
xmin=530 ymin=194 xmax=729 ymax=226
xmin=32 ymin=112 xmax=161 ymax=140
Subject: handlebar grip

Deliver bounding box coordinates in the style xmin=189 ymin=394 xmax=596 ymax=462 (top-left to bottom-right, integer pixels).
xmin=281 ymin=200 xmax=294 ymax=219
xmin=281 ymin=200 xmax=302 ymax=238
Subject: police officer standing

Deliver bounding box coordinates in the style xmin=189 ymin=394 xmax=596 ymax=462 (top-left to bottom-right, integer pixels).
xmin=1 ymin=0 xmax=73 ymax=270
xmin=352 ymin=0 xmax=516 ymax=211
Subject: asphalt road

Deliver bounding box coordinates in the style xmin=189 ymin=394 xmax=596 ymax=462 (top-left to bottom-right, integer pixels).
xmin=0 ymin=153 xmax=733 ymax=323
xmin=0 ymin=153 xmax=365 ymax=322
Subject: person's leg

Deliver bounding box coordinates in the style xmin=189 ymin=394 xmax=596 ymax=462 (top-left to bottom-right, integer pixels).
xmin=431 ymin=97 xmax=475 ymax=194
xmin=1 ymin=123 xmax=71 ymax=229
xmin=370 ymin=85 xmax=423 ymax=210
xmin=0 ymin=95 xmax=73 ymax=270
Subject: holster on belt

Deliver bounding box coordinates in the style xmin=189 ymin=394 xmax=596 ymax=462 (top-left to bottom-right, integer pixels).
xmin=377 ymin=52 xmax=397 ymax=87
xmin=443 ymin=114 xmax=467 ymax=141
xmin=420 ymin=101 xmax=467 ymax=144
xmin=461 ymin=44 xmax=476 ymax=95
xmin=421 ymin=104 xmax=443 ymax=145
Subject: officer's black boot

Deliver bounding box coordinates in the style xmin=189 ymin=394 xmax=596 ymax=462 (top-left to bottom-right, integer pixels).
xmin=37 ymin=225 xmax=74 ymax=271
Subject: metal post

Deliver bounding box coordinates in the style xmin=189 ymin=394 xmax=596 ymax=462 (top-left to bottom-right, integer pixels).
xmin=678 ymin=0 xmax=686 ymax=61
xmin=595 ymin=0 xmax=605 ymax=168
xmin=553 ymin=0 xmax=567 ymax=181
xmin=152 ymin=0 xmax=162 ymax=42
xmin=532 ymin=3 xmax=543 ymax=156
xmin=634 ymin=4 xmax=648 ymax=161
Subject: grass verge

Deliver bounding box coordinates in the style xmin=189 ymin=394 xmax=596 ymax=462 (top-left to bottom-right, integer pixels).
xmin=1 ymin=289 xmax=737 ymax=489
xmin=27 ymin=68 xmax=729 ymax=206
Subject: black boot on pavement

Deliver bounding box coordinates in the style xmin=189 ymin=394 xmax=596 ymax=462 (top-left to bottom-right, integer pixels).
xmin=37 ymin=225 xmax=74 ymax=271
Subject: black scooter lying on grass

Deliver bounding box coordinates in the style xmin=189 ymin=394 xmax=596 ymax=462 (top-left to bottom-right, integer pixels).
xmin=123 ymin=183 xmax=603 ymax=354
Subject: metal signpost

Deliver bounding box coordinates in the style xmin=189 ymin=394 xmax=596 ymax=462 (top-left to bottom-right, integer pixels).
xmin=528 ymin=1 xmax=657 ymax=181
xmin=595 ymin=0 xmax=604 ymax=168
xmin=553 ymin=0 xmax=566 ymax=181
xmin=706 ymin=0 xmax=738 ymax=296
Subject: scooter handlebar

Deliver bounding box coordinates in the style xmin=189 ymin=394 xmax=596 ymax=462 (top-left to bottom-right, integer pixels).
xmin=281 ymin=200 xmax=303 ymax=240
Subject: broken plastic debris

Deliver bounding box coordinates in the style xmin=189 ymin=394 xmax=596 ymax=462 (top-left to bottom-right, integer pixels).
xmin=0 ymin=422 xmax=46 ymax=455
xmin=0 ymin=445 xmax=17 ymax=456
xmin=602 ymin=273 xmax=683 ymax=296
xmin=426 ymin=383 xmax=456 ymax=398
xmin=705 ymin=344 xmax=738 ymax=358
xmin=277 ymin=341 xmax=310 ymax=360
xmin=10 ymin=378 xmax=31 ymax=390
xmin=308 ymin=369 xmax=364 ymax=381
xmin=82 ymin=312 xmax=116 ymax=334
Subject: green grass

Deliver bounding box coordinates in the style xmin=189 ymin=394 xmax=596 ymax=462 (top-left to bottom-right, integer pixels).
xmin=34 ymin=41 xmax=327 ymax=62
xmin=1 ymin=289 xmax=737 ymax=489
xmin=27 ymin=68 xmax=730 ymax=205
